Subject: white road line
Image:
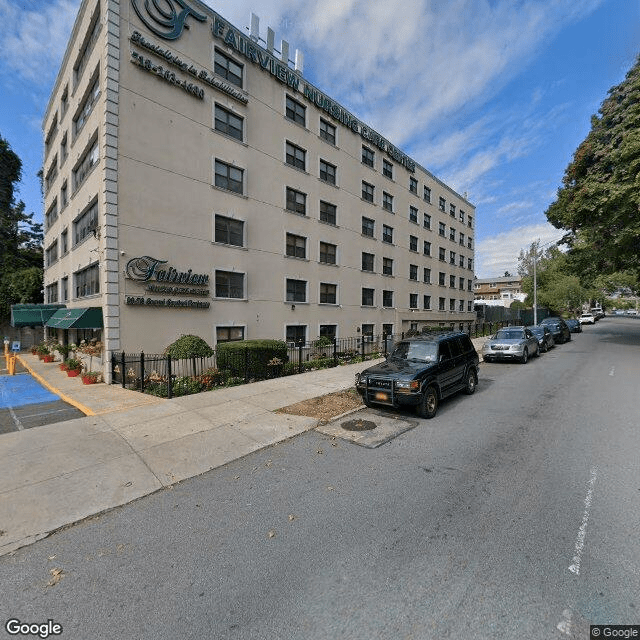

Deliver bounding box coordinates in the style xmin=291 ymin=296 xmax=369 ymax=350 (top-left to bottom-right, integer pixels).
xmin=609 ymin=367 xmax=615 ymax=376
xmin=0 ymin=381 xmax=25 ymax=430
xmin=556 ymin=608 xmax=574 ymax=636
xmin=568 ymin=467 xmax=598 ymax=576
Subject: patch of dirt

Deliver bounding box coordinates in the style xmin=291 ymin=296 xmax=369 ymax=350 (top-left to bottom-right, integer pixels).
xmin=277 ymin=389 xmax=363 ymax=421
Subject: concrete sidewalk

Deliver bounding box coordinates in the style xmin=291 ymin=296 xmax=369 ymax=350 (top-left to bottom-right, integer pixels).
xmin=1 ymin=337 xmax=488 ymax=556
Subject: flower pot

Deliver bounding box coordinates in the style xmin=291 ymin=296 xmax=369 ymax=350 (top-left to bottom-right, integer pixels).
xmin=82 ymin=376 xmax=97 ymax=385
xmin=43 ymin=355 xmax=54 ymax=363
xmin=59 ymin=364 xmax=68 ymax=371
xmin=67 ymin=369 xmax=81 ymax=377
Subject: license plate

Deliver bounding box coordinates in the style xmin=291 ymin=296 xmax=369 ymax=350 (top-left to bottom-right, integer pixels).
xmin=375 ymin=392 xmax=388 ymax=401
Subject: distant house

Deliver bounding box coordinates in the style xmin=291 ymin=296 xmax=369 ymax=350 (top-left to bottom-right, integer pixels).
xmin=473 ymin=276 xmax=526 ymax=307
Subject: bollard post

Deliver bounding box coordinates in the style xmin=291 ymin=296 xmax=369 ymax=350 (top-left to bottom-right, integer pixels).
xmin=120 ymin=351 xmax=126 ymax=388
xmin=140 ymin=351 xmax=145 ymax=393
xmin=167 ymin=354 xmax=172 ymax=399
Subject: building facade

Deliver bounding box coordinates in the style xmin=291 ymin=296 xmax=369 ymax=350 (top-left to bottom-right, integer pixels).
xmin=473 ymin=276 xmax=525 ymax=306
xmin=42 ymin=0 xmax=476 ymax=375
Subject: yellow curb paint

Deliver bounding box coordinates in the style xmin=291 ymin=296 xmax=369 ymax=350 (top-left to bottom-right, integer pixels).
xmin=16 ymin=355 xmax=96 ymax=416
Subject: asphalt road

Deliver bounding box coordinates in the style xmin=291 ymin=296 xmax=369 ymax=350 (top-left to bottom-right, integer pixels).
xmin=1 ymin=318 xmax=638 ymax=640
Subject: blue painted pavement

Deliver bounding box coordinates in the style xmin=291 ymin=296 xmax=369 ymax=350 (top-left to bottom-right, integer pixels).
xmin=0 ymin=374 xmax=58 ymax=409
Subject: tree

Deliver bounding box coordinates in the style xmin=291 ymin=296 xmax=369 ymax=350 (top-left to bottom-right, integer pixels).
xmin=545 ymin=56 xmax=640 ymax=279
xmin=0 ymin=134 xmax=44 ymax=318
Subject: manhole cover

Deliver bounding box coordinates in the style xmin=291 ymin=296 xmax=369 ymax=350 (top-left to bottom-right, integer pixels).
xmin=341 ymin=418 xmax=377 ymax=432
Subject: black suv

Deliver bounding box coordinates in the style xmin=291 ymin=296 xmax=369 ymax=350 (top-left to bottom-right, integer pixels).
xmin=539 ymin=316 xmax=571 ymax=344
xmin=355 ymin=332 xmax=480 ymax=419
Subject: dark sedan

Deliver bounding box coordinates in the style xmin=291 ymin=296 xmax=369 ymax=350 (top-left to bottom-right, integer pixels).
xmin=565 ymin=318 xmax=582 ymax=333
xmin=539 ymin=317 xmax=571 ymax=344
xmin=527 ymin=325 xmax=555 ymax=352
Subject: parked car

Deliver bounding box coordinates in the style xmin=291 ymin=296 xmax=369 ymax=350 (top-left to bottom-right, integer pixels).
xmin=539 ymin=317 xmax=572 ymax=343
xmin=482 ymin=327 xmax=540 ymax=364
xmin=527 ymin=325 xmax=555 ymax=352
xmin=591 ymin=307 xmax=605 ymax=319
xmin=355 ymin=332 xmax=479 ymax=419
xmin=565 ymin=318 xmax=582 ymax=333
xmin=579 ymin=312 xmax=596 ymax=325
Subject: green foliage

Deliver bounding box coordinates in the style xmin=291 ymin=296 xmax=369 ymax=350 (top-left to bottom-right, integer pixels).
xmin=312 ymin=335 xmax=333 ymax=348
xmin=545 ymin=56 xmax=640 ymax=279
xmin=64 ymin=358 xmax=82 ymax=371
xmin=216 ymin=339 xmax=288 ymax=379
xmin=164 ymin=334 xmax=214 ymax=359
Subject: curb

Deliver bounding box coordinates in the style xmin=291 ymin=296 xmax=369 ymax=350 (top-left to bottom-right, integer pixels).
xmin=16 ymin=355 xmax=95 ymax=416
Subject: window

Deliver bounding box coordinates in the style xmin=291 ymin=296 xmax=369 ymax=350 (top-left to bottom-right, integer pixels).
xmin=60 ymin=181 xmax=68 ymax=210
xmin=362 ymin=288 xmax=374 ymax=306
xmin=73 ymin=138 xmax=99 ymax=191
xmin=320 ymin=283 xmax=337 ymax=304
xmin=423 ymin=241 xmax=431 ymax=256
xmin=75 ymin=263 xmax=99 ymax=298
xmin=423 ymin=268 xmax=431 ymax=283
xmin=467 ymin=237 xmax=473 ymax=250
xmin=45 ymin=241 xmax=58 ymax=267
xmin=61 ymin=277 xmax=68 ymax=302
xmin=362 ymin=217 xmax=374 ymax=237
xmin=439 ymin=197 xmax=446 ymax=212
xmin=215 ymin=271 xmax=244 ymax=298
xmin=74 ymin=9 xmax=100 ymax=86
xmin=383 ymin=290 xmax=394 ymax=307
xmin=60 ymin=134 xmax=68 ymax=166
xmin=61 ymin=86 xmax=69 ymax=119
xmin=286 ymin=279 xmax=306 ymax=302
xmin=423 ymin=213 xmax=431 ymax=230
xmin=468 ymin=215 xmax=473 ymax=228
xmin=459 ymin=209 xmax=465 ymax=224
xmin=286 ymin=233 xmax=306 ymax=259
xmin=450 ymin=299 xmax=456 ymax=311
xmin=439 ymin=272 xmax=446 ymax=286
xmin=217 ymin=326 xmax=245 ymax=343
xmin=319 ymin=159 xmax=336 ymax=185
xmin=459 ymin=254 xmax=465 ymax=268
xmin=450 ymin=275 xmax=456 ymax=288
xmin=459 ymin=232 xmax=465 ymax=247
xmin=383 ymin=257 xmax=393 ymax=276
xmin=215 ymin=49 xmax=243 ymax=87
xmin=362 ymin=324 xmax=374 ymax=341
xmin=439 ymin=247 xmax=446 ymax=261
xmin=382 ymin=323 xmax=393 ymax=338
xmin=319 ymin=118 xmax=336 ymax=144
xmin=286 ymin=326 xmax=306 ymax=345
xmin=214 ymin=104 xmax=243 ymax=141
xmin=285 ymin=141 xmax=306 ymax=170
xmin=61 ymin=229 xmax=68 ymax=255
xmin=409 ymin=264 xmax=418 ymax=281
xmin=409 ymin=294 xmax=418 ymax=309
xmin=468 ymin=258 xmax=473 ymax=270
xmin=382 ymin=192 xmax=393 ymax=212
xmin=73 ymin=200 xmax=98 ymax=245
xmin=409 ymin=206 xmax=418 ymax=224
xmin=319 ymin=241 xmax=337 ymax=265
xmin=362 ymin=181 xmax=374 ymax=202
xmin=362 ymin=146 xmax=375 ymax=167
xmin=423 ymin=295 xmax=431 ymax=310
xmin=45 ymin=200 xmax=58 ymax=231
xmin=285 ymin=95 xmax=305 ymax=125
xmin=46 ymin=282 xmax=58 ymax=304
xmin=424 ymin=186 xmax=431 ymax=203
xmin=74 ymin=74 xmax=99 ymax=137
xmin=409 ymin=177 xmax=418 ymax=194
xmin=450 ymin=203 xmax=456 ymax=217
xmin=439 ymin=297 xmax=446 ymax=311
xmin=362 ymin=252 xmax=374 ymax=272
xmin=45 ymin=115 xmax=58 ymax=159
xmin=319 ymin=200 xmax=336 ymax=225
xmin=286 ymin=187 xmax=306 ymax=215
xmin=382 ymin=224 xmax=393 ymax=244
xmin=383 ymin=159 xmax=393 ymax=179
xmin=468 ymin=300 xmax=474 ymax=312
xmin=459 ymin=277 xmax=465 ymax=290
xmin=468 ymin=280 xmax=473 ymax=292
xmin=450 ymin=251 xmax=456 ymax=265
xmin=45 ymin=158 xmax=58 ymax=194
xmin=319 ymin=325 xmax=337 ymax=339
xmin=439 ymin=222 xmax=446 ymax=237
xmin=215 ymin=159 xmax=243 ymax=194
xmin=215 ymin=215 xmax=244 ymax=246
xmin=409 ymin=235 xmax=418 ymax=252
xmin=449 ymin=227 xmax=456 ymax=242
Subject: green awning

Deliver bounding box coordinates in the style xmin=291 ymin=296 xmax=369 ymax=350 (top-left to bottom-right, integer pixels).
xmin=45 ymin=307 xmax=103 ymax=330
xmin=10 ymin=304 xmax=66 ymax=327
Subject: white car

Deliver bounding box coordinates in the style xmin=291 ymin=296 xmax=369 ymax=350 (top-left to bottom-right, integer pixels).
xmin=579 ymin=313 xmax=596 ymax=324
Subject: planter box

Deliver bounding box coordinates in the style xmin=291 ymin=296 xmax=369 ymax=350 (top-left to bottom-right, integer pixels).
xmin=67 ymin=369 xmax=81 ymax=377
xmin=82 ymin=376 xmax=97 ymax=385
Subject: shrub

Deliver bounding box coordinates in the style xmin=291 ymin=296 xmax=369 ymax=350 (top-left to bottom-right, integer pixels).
xmin=64 ymin=358 xmax=82 ymax=371
xmin=164 ymin=335 xmax=214 ymax=359
xmin=216 ymin=339 xmax=288 ymax=380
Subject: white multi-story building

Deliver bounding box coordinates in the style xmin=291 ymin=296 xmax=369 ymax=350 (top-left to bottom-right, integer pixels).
xmin=41 ymin=0 xmax=476 ymax=377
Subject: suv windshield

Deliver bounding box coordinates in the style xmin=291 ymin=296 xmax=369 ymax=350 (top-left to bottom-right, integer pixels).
xmin=390 ymin=341 xmax=438 ymax=363
xmin=496 ymin=330 xmax=524 ymax=340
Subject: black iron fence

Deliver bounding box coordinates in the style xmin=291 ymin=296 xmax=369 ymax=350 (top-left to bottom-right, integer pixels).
xmin=111 ymin=322 xmax=518 ymax=399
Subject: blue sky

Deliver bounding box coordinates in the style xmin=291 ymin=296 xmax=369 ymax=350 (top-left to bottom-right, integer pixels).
xmin=1 ymin=0 xmax=638 ymax=277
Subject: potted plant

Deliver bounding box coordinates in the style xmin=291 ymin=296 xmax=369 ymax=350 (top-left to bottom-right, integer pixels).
xmin=64 ymin=358 xmax=82 ymax=377
xmin=36 ymin=344 xmax=49 ymax=360
xmin=43 ymin=353 xmax=54 ymax=363
xmin=77 ymin=340 xmax=102 ymax=374
xmin=81 ymin=371 xmax=101 ymax=385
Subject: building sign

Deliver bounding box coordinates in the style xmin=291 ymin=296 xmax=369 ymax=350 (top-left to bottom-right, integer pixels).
xmin=124 ymin=256 xmax=210 ymax=309
xmin=131 ymin=0 xmax=206 ymax=40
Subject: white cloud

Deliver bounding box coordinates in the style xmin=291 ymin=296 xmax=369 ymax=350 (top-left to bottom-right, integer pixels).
xmin=475 ymin=222 xmax=565 ymax=278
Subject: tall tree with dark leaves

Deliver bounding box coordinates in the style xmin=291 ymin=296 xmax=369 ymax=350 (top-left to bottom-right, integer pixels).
xmin=0 ymin=134 xmax=44 ymax=318
xmin=545 ymin=56 xmax=640 ymax=282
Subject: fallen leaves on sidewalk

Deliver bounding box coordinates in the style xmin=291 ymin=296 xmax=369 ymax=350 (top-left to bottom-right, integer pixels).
xmin=277 ymin=389 xmax=363 ymax=421
xmin=47 ymin=568 xmax=65 ymax=587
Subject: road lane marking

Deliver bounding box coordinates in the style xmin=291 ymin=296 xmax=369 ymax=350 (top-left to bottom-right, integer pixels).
xmin=0 ymin=383 xmax=25 ymax=430
xmin=568 ymin=467 xmax=598 ymax=576
xmin=557 ymin=608 xmax=574 ymax=636
xmin=609 ymin=367 xmax=615 ymax=376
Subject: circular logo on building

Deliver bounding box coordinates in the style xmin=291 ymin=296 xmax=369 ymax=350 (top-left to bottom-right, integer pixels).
xmin=131 ymin=0 xmax=207 ymax=40
xmin=125 ymin=256 xmax=167 ymax=281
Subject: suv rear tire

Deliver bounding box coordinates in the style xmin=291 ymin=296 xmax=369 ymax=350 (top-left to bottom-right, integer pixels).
xmin=417 ymin=385 xmax=438 ymax=419
xmin=464 ymin=369 xmax=477 ymax=395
